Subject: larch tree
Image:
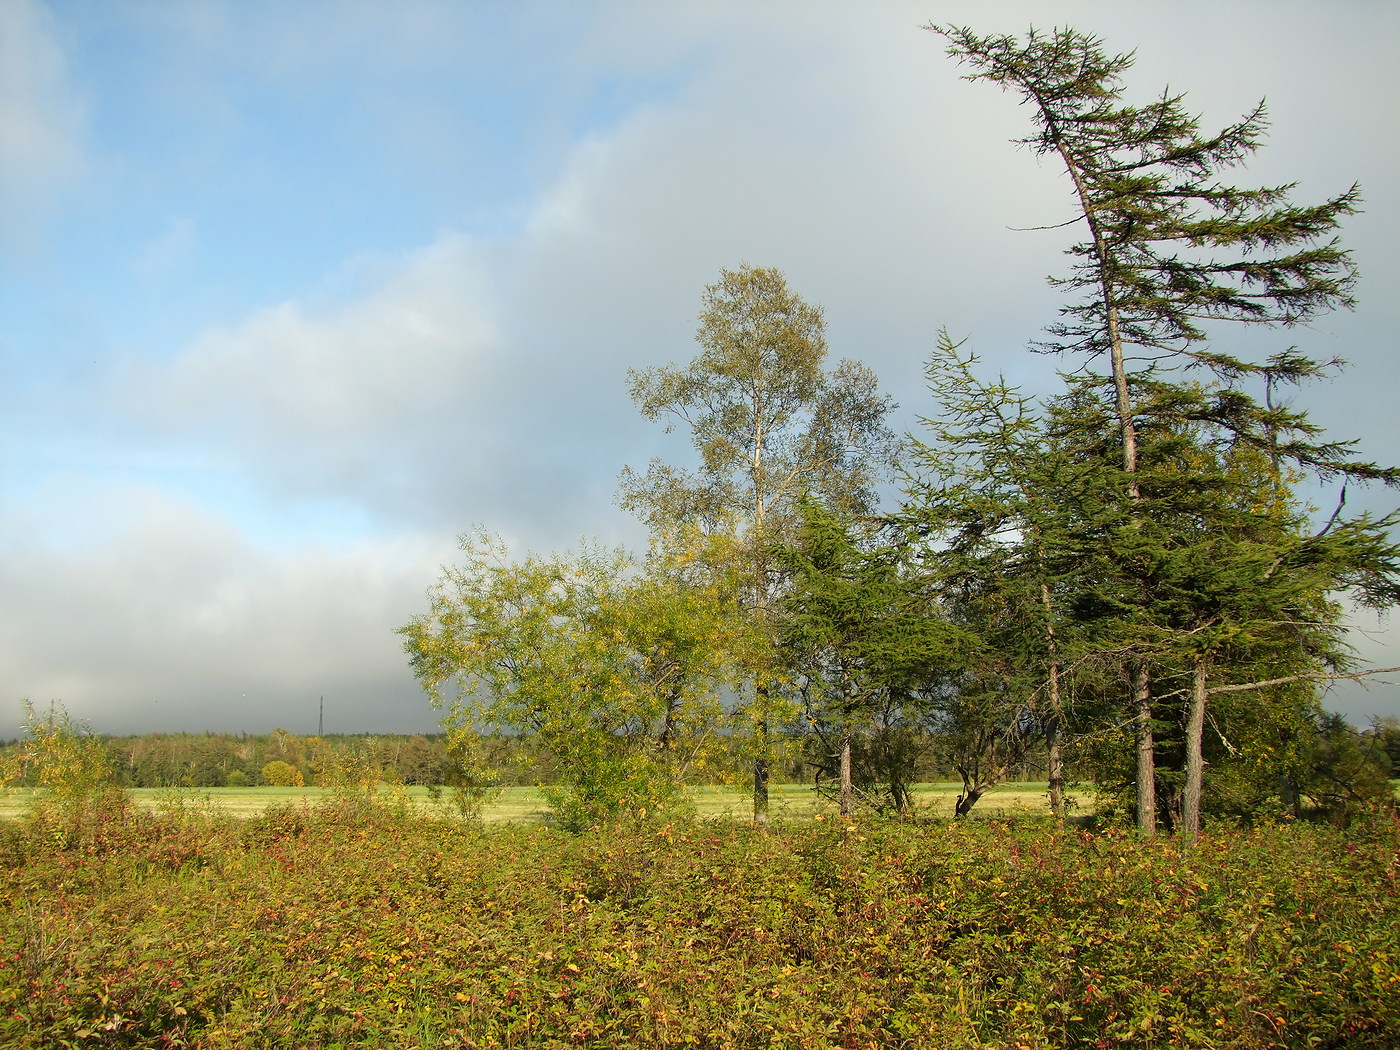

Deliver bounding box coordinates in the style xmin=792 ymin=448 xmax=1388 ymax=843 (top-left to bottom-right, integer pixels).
xmin=773 ymin=494 xmax=970 ymax=815
xmin=619 ymin=264 xmax=898 ymax=824
xmin=1040 ymin=380 xmax=1400 ymax=837
xmin=900 ymin=331 xmax=1085 ymax=819
xmin=933 ymin=24 xmax=1397 ymax=833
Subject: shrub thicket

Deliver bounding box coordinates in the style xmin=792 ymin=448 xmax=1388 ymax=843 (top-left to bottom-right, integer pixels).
xmin=2 ymin=797 xmax=1397 ymax=1048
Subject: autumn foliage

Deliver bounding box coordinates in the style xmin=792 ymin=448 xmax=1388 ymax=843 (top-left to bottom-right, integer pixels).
xmin=2 ymin=795 xmax=1398 ymax=1048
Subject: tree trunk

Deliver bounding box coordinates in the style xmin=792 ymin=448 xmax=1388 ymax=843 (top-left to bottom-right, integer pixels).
xmin=1046 ymin=714 xmax=1065 ymax=822
xmin=1182 ymin=657 xmax=1209 ymax=843
xmin=955 ymin=786 xmax=984 ymax=819
xmin=752 ymin=703 xmax=770 ymax=826
xmin=752 ymin=758 xmax=770 ymax=825
xmin=752 ymin=756 xmax=769 ymax=825
xmin=1133 ymin=662 xmax=1157 ymax=835
xmin=839 ymin=727 xmax=853 ymax=817
xmin=1037 ymin=582 xmax=1066 ymax=821
xmin=954 ymin=764 xmax=983 ymax=819
xmin=752 ymin=536 xmax=772 ymax=827
xmin=1043 ymin=116 xmax=1140 ymax=496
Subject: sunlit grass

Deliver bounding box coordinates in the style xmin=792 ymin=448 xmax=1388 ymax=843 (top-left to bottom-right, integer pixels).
xmin=1 ymin=780 xmax=1092 ymax=822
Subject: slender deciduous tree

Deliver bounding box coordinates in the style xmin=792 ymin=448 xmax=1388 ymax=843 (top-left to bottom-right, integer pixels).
xmin=398 ymin=531 xmax=739 ymax=830
xmin=620 ymin=264 xmax=898 ymax=823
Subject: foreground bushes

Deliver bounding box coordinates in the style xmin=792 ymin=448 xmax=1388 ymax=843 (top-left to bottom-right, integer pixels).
xmin=2 ymin=799 xmax=1398 ymax=1048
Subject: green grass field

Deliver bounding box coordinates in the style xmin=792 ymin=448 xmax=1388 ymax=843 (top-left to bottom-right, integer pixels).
xmin=0 ymin=780 xmax=1086 ymax=823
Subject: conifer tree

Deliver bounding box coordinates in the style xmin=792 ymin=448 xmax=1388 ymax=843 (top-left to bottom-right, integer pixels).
xmin=774 ymin=494 xmax=968 ymax=814
xmin=932 ymin=24 xmax=1399 ymax=832
xmin=900 ymin=332 xmax=1087 ymax=818
xmin=1041 ymin=381 xmax=1400 ymax=836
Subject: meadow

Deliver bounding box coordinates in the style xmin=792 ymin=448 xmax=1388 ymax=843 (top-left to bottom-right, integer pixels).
xmin=2 ymin=785 xmax=1398 ymax=1049
xmin=0 ymin=781 xmax=1075 ymax=824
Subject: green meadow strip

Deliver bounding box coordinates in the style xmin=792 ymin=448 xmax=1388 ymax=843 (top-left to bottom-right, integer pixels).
xmin=1 ymin=782 xmax=1087 ymax=825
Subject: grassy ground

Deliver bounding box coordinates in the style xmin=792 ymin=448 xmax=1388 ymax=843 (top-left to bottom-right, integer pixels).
xmin=0 ymin=781 xmax=1085 ymax=823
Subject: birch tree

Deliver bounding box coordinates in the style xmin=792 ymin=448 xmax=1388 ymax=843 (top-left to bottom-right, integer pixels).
xmin=619 ymin=264 xmax=898 ymax=823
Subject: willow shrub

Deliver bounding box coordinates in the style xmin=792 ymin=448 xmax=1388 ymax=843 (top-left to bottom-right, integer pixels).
xmin=2 ymin=800 xmax=1397 ymax=1048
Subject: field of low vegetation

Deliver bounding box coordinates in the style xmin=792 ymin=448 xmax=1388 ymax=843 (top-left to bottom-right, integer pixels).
xmin=3 ymin=789 xmax=1398 ymax=1049
xmin=0 ymin=781 xmax=1077 ymax=825
xmin=2 ymin=706 xmax=1396 ymax=1047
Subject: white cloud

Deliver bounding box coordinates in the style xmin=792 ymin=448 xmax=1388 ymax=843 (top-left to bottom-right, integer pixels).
xmin=1325 ymin=606 xmax=1400 ymax=724
xmin=123 ymin=0 xmax=1399 ymax=545
xmin=132 ymin=216 xmax=199 ymax=285
xmin=139 ymin=234 xmax=500 ymax=485
xmin=0 ymin=482 xmax=453 ymax=735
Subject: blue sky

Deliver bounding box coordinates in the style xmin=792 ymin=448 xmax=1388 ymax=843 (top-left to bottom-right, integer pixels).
xmin=2 ymin=0 xmax=1398 ymax=735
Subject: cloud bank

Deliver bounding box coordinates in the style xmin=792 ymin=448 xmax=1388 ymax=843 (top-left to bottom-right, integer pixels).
xmin=2 ymin=1 xmax=1396 ymax=733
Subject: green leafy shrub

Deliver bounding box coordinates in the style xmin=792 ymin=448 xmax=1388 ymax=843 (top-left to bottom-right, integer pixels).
xmin=544 ymin=750 xmax=693 ymax=832
xmin=2 ymin=701 xmax=130 ymax=851
xmin=439 ymin=727 xmax=502 ymax=821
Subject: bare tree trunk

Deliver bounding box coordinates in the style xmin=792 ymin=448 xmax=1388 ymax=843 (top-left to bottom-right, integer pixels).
xmin=839 ymin=726 xmax=853 ymax=817
xmin=751 ymin=531 xmax=773 ymax=827
xmin=753 ymin=709 xmax=770 ymax=826
xmin=1046 ymin=714 xmax=1065 ymax=822
xmin=1182 ymin=658 xmax=1209 ymax=843
xmin=1041 ymin=582 xmax=1065 ymax=822
xmin=1045 ymin=119 xmax=1139 ymax=496
xmin=1133 ymin=662 xmax=1157 ymax=835
xmin=954 ymin=770 xmax=984 ymax=819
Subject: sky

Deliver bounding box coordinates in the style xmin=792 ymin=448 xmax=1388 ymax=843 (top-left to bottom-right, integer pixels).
xmin=2 ymin=0 xmax=1398 ymax=737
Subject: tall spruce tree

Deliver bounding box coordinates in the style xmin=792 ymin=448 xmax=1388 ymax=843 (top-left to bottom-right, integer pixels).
xmin=933 ymin=24 xmax=1398 ymax=832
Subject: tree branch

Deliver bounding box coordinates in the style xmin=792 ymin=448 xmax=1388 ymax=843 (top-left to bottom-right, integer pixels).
xmin=1207 ymin=665 xmax=1400 ymax=697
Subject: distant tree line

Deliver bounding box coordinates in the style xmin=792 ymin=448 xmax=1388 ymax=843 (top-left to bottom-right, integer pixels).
xmin=0 ymin=726 xmax=1032 ymax=791
xmin=1 ymin=729 xmax=455 ymax=790
xmin=5 ymin=720 xmax=1392 ymax=805
xmin=1 ymin=712 xmax=1394 ymax=830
